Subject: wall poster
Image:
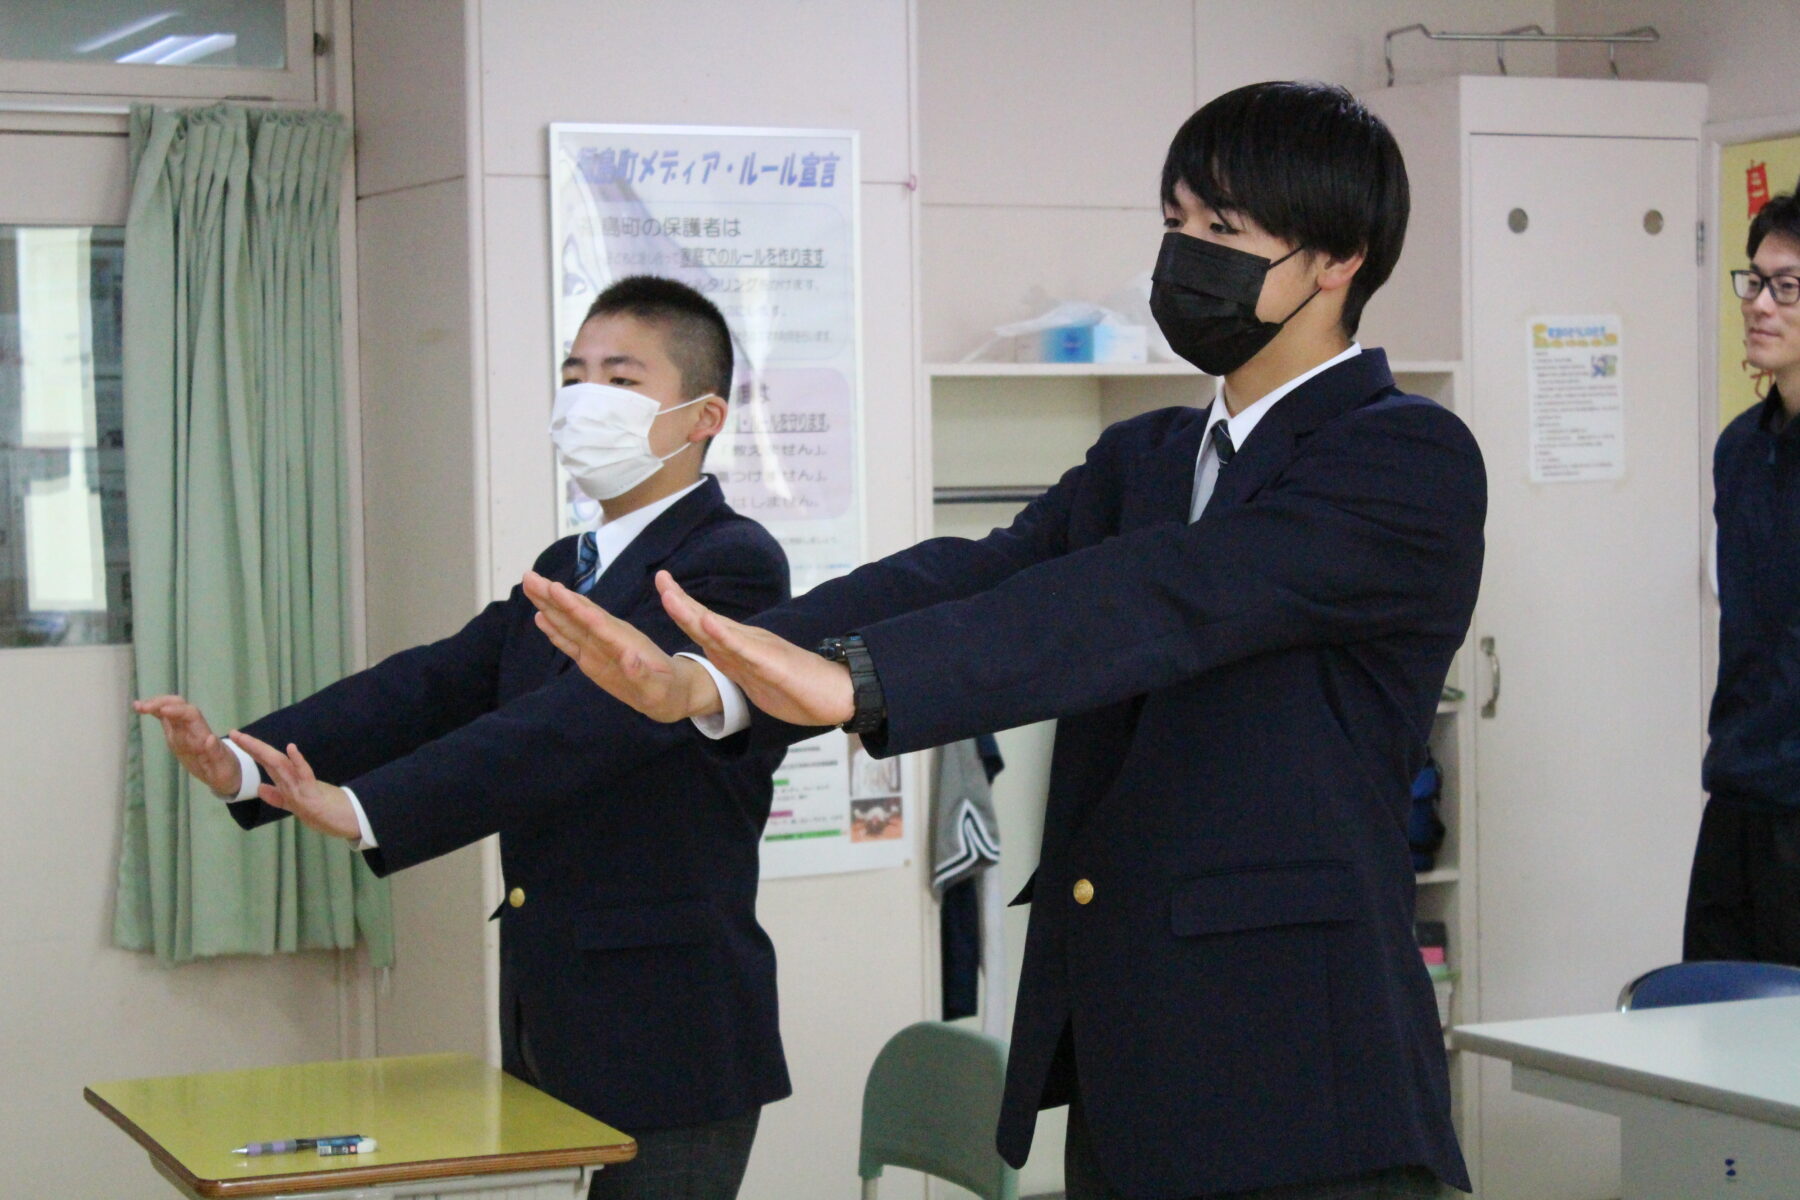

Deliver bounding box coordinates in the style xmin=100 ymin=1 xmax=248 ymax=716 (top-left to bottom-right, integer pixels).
xmin=1527 ymin=315 xmax=1624 ymax=484
xmin=549 ymin=122 xmax=908 ymax=879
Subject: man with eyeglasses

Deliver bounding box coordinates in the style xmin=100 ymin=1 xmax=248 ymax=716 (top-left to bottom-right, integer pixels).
xmin=1686 ymin=175 xmax=1800 ymax=965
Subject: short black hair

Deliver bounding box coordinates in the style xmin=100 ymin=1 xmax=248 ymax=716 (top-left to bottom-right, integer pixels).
xmin=1748 ymin=176 xmax=1800 ymax=258
xmin=1160 ymin=81 xmax=1409 ymax=336
xmin=583 ymin=275 xmax=734 ymax=400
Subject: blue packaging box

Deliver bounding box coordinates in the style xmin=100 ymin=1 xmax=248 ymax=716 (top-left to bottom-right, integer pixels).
xmin=1040 ymin=325 xmax=1095 ymax=362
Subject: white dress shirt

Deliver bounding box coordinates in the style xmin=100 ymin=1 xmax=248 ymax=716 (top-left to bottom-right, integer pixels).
xmin=221 ymin=479 xmax=708 ymax=848
xmin=1190 ymin=343 xmax=1361 ymax=520
xmin=688 ymin=346 xmax=1362 ymax=741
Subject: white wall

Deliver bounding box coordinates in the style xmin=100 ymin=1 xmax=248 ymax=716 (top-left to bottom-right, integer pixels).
xmin=0 ymin=10 xmax=361 ymax=1196
xmin=0 ymin=648 xmax=349 ymax=1199
xmin=1556 ymin=0 xmax=1800 ymax=125
xmin=350 ymin=0 xmax=493 ymax=1065
xmin=919 ymin=0 xmax=1560 ymax=362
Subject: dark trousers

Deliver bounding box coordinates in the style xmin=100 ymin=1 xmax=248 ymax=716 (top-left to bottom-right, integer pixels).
xmin=505 ymin=988 xmax=760 ymax=1200
xmin=1064 ymin=1091 xmax=1442 ymax=1200
xmin=1684 ymin=798 xmax=1800 ymax=965
xmin=586 ymin=1108 xmax=759 ymax=1200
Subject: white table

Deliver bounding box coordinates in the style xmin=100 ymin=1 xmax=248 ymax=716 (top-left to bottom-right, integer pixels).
xmin=1453 ymin=996 xmax=1800 ymax=1199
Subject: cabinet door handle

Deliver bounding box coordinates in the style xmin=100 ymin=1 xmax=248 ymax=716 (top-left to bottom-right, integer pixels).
xmin=1480 ymin=636 xmax=1501 ymax=718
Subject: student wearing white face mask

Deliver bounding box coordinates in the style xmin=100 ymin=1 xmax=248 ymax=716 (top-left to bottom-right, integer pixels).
xmin=135 ymin=275 xmax=793 ymax=1200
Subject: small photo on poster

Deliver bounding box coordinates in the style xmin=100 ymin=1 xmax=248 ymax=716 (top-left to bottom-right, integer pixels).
xmin=848 ymin=731 xmax=901 ymax=798
xmin=848 ymin=731 xmax=902 ymax=843
xmin=850 ymin=796 xmax=903 ymax=843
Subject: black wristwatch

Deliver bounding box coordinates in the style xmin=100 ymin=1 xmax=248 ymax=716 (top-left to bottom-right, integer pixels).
xmin=814 ymin=634 xmax=887 ymax=734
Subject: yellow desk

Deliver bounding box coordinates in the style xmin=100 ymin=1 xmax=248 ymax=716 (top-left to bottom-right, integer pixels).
xmin=86 ymin=1053 xmax=636 ymax=1199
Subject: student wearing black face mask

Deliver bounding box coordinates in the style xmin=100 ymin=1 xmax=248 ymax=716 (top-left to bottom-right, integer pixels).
xmin=526 ymin=81 xmax=1486 ymax=1200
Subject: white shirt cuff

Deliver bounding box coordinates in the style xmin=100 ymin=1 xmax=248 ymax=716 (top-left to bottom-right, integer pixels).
xmin=342 ymin=786 xmax=378 ymax=850
xmin=223 ymin=738 xmax=261 ymax=801
xmin=220 ymin=737 xmax=377 ymax=849
xmin=676 ymin=652 xmax=753 ymax=739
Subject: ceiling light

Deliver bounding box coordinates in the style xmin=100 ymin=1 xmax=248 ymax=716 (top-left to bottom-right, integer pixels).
xmin=75 ymin=11 xmax=178 ymax=55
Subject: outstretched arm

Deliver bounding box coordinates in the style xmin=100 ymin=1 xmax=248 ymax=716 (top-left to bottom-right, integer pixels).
xmin=847 ymin=403 xmax=1486 ymax=755
xmin=536 ymin=403 xmax=1485 ymax=757
xmin=343 ymin=531 xmax=791 ymax=875
xmin=527 ymin=569 xmax=855 ymax=728
xmin=521 ymin=570 xmax=722 ymax=722
xmin=132 ymin=694 xmax=244 ymax=796
xmin=522 ymin=441 xmax=1094 ymax=724
xmin=228 ymin=730 xmax=362 ymax=841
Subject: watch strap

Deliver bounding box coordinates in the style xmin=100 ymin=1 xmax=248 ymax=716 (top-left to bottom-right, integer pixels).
xmin=815 ymin=634 xmax=886 ymax=735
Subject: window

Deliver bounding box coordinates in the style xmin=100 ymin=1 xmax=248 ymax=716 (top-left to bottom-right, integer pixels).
xmin=0 ymin=225 xmax=129 ymax=647
xmin=0 ymin=2 xmax=288 ymax=70
xmin=0 ymin=0 xmax=312 ymax=103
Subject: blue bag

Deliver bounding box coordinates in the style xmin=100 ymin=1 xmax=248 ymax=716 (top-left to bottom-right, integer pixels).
xmin=1408 ymin=753 xmax=1445 ymax=872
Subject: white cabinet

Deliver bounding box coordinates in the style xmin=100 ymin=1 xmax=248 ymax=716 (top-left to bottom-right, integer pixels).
xmin=1364 ymin=77 xmax=1710 ymax=1200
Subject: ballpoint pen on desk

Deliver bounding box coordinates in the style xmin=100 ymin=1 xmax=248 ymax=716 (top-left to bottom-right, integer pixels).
xmin=233 ymin=1135 xmax=365 ymax=1155
xmin=318 ymin=1138 xmax=379 ymax=1156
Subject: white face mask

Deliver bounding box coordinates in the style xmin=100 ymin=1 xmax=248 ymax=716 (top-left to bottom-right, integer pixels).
xmin=550 ymin=382 xmax=713 ymax=502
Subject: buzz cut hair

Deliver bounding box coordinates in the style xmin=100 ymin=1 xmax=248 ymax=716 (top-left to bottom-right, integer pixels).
xmin=583 ymin=275 xmax=735 ymax=401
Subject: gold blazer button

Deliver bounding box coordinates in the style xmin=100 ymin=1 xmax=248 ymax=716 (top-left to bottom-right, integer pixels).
xmin=508 ymin=887 xmax=526 ymax=908
xmin=1072 ymin=879 xmax=1094 ymax=905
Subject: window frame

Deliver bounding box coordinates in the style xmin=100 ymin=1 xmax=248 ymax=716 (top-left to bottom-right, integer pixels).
xmin=0 ymin=0 xmax=315 ymax=105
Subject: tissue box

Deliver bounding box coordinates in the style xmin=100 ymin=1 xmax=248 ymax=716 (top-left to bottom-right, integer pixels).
xmin=1036 ymin=324 xmax=1149 ymax=364
xmin=1093 ymin=324 xmax=1148 ymax=363
xmin=1040 ymin=325 xmax=1094 ymax=362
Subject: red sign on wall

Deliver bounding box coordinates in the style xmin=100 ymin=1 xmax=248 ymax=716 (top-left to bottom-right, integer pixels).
xmin=1748 ymin=161 xmax=1771 ymax=218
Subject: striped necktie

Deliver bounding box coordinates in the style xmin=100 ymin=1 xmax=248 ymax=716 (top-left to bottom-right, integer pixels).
xmin=1212 ymin=421 xmax=1236 ymax=465
xmin=574 ymin=531 xmax=602 ymax=593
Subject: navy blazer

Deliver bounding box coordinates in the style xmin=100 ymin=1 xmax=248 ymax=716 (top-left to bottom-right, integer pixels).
xmin=230 ymin=477 xmax=793 ymax=1133
xmin=730 ymin=350 xmax=1484 ymax=1197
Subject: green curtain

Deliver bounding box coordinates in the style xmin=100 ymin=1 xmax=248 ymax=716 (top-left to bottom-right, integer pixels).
xmin=113 ymin=103 xmax=392 ymax=968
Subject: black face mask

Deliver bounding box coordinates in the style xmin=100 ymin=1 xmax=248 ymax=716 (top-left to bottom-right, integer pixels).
xmin=1149 ymin=232 xmax=1319 ymax=376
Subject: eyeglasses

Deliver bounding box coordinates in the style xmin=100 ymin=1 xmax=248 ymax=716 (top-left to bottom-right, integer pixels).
xmin=1731 ymin=268 xmax=1800 ymax=305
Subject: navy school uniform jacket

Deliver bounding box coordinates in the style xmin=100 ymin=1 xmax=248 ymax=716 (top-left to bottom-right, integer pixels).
xmin=227 ymin=476 xmax=793 ymax=1133
xmin=722 ymin=350 xmax=1485 ymax=1198
xmin=1704 ymin=387 xmax=1800 ymax=809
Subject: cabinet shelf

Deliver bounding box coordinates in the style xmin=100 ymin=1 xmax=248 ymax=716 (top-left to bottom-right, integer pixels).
xmin=1416 ymin=868 xmax=1461 ymax=885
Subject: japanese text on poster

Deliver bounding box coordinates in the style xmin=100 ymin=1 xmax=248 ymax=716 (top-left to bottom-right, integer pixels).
xmin=1528 ymin=315 xmax=1625 ymax=484
xmin=549 ymin=124 xmax=906 ymax=879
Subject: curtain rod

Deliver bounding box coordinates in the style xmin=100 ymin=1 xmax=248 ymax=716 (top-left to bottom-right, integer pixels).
xmin=1384 ymin=23 xmax=1659 ymax=86
xmin=0 ymin=103 xmax=130 ymax=116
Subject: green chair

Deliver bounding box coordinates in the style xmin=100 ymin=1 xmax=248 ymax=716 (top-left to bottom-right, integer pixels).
xmin=858 ymin=1021 xmax=1019 ymax=1200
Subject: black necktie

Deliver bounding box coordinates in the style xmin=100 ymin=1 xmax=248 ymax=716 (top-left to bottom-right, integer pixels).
xmin=1212 ymin=422 xmax=1236 ymax=466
